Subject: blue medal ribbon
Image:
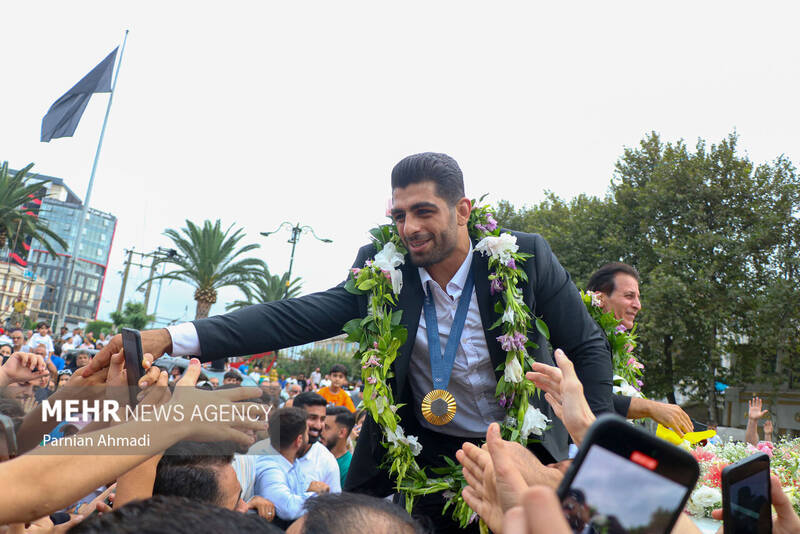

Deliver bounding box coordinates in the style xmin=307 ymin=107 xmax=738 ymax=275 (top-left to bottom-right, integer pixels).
xmin=423 ymin=263 xmax=475 ymax=393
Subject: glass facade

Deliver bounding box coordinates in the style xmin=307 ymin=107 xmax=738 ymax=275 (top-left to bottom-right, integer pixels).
xmin=29 ymin=199 xmax=116 ymax=324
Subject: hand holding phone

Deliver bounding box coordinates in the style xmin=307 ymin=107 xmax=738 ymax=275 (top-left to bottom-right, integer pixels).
xmin=722 ymin=452 xmax=771 ymax=534
xmin=557 ymin=415 xmax=699 ymax=534
xmin=121 ymin=328 xmax=145 ymax=406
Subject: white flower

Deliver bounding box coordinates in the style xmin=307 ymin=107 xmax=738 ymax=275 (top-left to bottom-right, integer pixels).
xmin=385 ymin=425 xmax=404 ymax=447
xmin=375 ymin=396 xmax=386 ymax=414
xmin=503 ymin=357 xmax=523 ymax=383
xmin=475 ymin=233 xmax=519 ymax=265
xmin=405 ymin=434 xmax=423 ymax=456
xmin=521 ymin=405 xmax=550 ymax=438
xmin=373 ymin=242 xmax=405 ymax=294
xmin=687 ymin=486 xmax=721 ymax=516
xmin=502 ymin=307 xmax=515 ymax=324
xmin=612 ymin=375 xmax=639 ymax=397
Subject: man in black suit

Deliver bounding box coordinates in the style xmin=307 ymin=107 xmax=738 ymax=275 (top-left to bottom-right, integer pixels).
xmin=88 ymin=152 xmax=612 ymax=533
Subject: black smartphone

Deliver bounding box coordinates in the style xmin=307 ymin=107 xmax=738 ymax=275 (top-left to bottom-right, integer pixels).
xmin=722 ymin=452 xmax=771 ymax=534
xmin=121 ymin=328 xmax=145 ymax=405
xmin=558 ymin=414 xmax=699 ymax=534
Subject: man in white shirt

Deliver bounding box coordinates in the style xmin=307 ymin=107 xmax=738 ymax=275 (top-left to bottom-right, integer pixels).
xmin=309 ymin=367 xmax=321 ymax=386
xmin=292 ymin=392 xmax=341 ymax=493
xmin=255 ymin=407 xmax=329 ymax=524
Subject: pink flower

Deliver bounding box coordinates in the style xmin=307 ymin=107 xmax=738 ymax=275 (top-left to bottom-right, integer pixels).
xmin=625 ymin=343 xmax=635 ymax=353
xmin=756 ymin=441 xmax=774 ymax=457
xmin=351 ymin=268 xmax=361 ymax=277
xmin=362 ymin=355 xmax=381 ymax=368
xmin=485 ymin=214 xmax=498 ymax=231
xmin=373 ymin=341 xmax=379 ymax=349
xmin=367 ymin=376 xmax=377 ymax=384
xmin=615 ymin=324 xmax=627 ymax=334
xmin=497 ymin=332 xmax=527 ymax=352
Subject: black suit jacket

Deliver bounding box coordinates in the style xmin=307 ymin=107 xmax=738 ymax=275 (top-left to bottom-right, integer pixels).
xmin=193 ymin=231 xmax=613 ymax=493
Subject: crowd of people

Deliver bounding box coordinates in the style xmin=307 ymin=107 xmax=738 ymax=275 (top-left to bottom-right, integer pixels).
xmin=0 ymin=151 xmax=797 ymax=533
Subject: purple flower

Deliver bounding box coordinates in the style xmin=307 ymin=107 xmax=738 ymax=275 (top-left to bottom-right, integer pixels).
xmin=498 ymin=394 xmax=507 ymax=408
xmin=506 ymin=258 xmax=516 ymax=270
xmin=497 ymin=332 xmax=527 ymax=352
xmin=636 ymin=379 xmax=643 ymax=387
xmin=476 ymin=223 xmax=487 ymax=232
xmin=490 ymin=277 xmax=505 ymax=295
xmin=367 ymin=376 xmax=377 ymax=384
xmin=485 ymin=214 xmax=498 ymax=231
xmin=615 ymin=324 xmax=627 ymax=334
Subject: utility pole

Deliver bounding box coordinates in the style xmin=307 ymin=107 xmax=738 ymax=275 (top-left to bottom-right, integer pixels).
xmin=116 ymin=248 xmax=134 ymax=314
xmin=142 ymin=260 xmax=158 ymax=313
xmin=260 ymin=222 xmax=332 ymax=298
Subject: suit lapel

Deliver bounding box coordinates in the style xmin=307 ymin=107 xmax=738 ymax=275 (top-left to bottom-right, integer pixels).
xmin=393 ymin=260 xmax=422 ymax=401
xmin=473 ymin=249 xmax=506 ymax=380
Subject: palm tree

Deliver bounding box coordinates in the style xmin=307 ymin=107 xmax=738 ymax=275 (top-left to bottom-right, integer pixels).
xmin=0 ymin=161 xmax=68 ymax=256
xmin=225 ymin=264 xmax=302 ymax=311
xmin=143 ymin=220 xmax=265 ymax=319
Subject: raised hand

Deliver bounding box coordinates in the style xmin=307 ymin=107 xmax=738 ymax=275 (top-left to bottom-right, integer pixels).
xmin=0 ymin=352 xmax=49 ymax=386
xmin=644 ymin=400 xmax=693 ymax=437
xmin=80 ymin=329 xmax=173 ymax=379
xmin=748 ymin=396 xmax=768 ymax=420
xmin=527 ymin=349 xmax=595 ymax=446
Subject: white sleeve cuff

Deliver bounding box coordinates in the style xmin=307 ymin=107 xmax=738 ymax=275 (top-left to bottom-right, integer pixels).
xmin=166 ymin=322 xmax=201 ymax=357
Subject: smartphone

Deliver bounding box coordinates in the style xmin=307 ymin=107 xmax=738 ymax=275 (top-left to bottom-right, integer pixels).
xmin=722 ymin=452 xmax=771 ymax=534
xmin=121 ymin=328 xmax=145 ymax=405
xmin=557 ymin=414 xmax=699 ymax=534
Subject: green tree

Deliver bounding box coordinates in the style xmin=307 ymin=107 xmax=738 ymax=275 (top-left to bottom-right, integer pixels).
xmin=109 ymin=301 xmax=155 ymax=330
xmin=275 ymin=348 xmax=361 ymax=381
xmin=142 ymin=220 xmax=264 ymax=319
xmin=0 ymin=162 xmax=68 ymax=256
xmin=225 ymin=264 xmax=302 ymax=311
xmin=85 ymin=319 xmax=114 ymax=336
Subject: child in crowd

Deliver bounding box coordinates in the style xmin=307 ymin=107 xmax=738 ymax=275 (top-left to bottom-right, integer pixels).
xmin=316 ymin=364 xmax=356 ymax=412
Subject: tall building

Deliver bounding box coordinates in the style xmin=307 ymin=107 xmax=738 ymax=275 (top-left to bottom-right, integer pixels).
xmin=9 ymin=170 xmax=117 ymax=326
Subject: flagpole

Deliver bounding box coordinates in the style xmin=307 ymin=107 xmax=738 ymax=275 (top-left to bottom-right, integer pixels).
xmin=56 ymin=30 xmax=129 ymax=328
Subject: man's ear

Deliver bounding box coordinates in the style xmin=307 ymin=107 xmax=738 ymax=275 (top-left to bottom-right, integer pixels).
xmin=456 ymin=197 xmax=472 ymax=226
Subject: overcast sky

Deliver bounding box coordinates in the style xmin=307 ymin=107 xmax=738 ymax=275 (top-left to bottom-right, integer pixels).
xmin=2 ymin=2 xmax=799 ymax=326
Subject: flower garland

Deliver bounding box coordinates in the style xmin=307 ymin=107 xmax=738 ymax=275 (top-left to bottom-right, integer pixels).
xmin=581 ymin=290 xmax=644 ymax=398
xmin=342 ymin=198 xmax=550 ymax=527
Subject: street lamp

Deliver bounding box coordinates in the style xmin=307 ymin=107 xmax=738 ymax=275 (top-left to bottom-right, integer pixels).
xmin=261 ymin=222 xmax=332 ymax=297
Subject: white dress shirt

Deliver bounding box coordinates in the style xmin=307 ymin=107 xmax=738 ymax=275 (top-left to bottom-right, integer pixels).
xmin=254 ymin=450 xmax=312 ymax=520
xmin=166 ymin=245 xmax=505 ymax=439
xmin=411 ymin=245 xmax=506 ymax=437
xmin=296 ymin=441 xmax=341 ymax=493
xmin=232 ymin=453 xmax=257 ymax=502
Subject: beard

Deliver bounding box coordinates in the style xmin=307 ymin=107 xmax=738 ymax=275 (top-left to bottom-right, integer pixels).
xmin=404 ymin=220 xmax=460 ymax=268
xmin=324 ymin=434 xmax=339 ymax=451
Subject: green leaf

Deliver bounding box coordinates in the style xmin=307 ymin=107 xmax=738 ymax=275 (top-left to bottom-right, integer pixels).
xmin=535 ymin=318 xmax=550 ymax=340
xmin=344 ymin=278 xmax=360 ymax=295
xmin=342 ymin=318 xmax=363 ymax=340
xmin=390 ymin=310 xmax=403 ymax=326
xmin=357 ymin=279 xmax=377 ymax=291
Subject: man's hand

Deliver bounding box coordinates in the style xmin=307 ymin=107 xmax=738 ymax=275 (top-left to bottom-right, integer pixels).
xmin=81 ymin=329 xmax=173 ymax=378
xmin=503 ymin=487 xmax=572 ymax=534
xmin=764 ymin=419 xmax=774 ymax=438
xmin=748 ymin=396 xmax=768 ymax=420
xmin=711 ymin=476 xmax=800 ymax=534
xmin=247 ymin=496 xmax=276 ymax=521
xmin=630 ymin=398 xmax=693 ymax=437
xmin=527 ymin=349 xmax=595 ymax=446
xmin=307 ymin=481 xmax=330 ymax=494
xmin=458 ymin=423 xmax=529 ymax=533
xmin=0 ymin=352 xmax=49 ymax=387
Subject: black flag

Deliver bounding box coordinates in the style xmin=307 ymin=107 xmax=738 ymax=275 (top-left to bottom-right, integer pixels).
xmin=40 ymin=47 xmax=118 ymax=142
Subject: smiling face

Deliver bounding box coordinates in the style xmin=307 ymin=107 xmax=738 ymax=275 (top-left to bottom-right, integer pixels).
xmin=601 ymin=273 xmax=641 ymax=330
xmin=390 ymin=181 xmax=470 ymax=268
xmin=303 ymin=404 xmax=326 ymax=445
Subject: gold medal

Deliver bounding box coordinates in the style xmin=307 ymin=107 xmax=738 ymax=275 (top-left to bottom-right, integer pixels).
xmin=421 ymin=389 xmax=457 ymax=425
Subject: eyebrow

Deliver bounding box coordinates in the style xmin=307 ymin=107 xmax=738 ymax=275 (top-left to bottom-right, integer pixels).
xmin=390 ymin=201 xmax=439 ymax=217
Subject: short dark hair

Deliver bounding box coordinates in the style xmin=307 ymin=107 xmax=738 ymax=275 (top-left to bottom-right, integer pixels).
xmin=223 ymin=370 xmax=242 ymax=381
xmin=153 ymin=465 xmax=225 ymax=507
xmin=158 ymin=440 xmax=235 ymax=467
xmin=301 ymin=493 xmax=426 ymax=534
xmin=586 ymin=262 xmax=640 ymax=295
xmin=76 ymin=349 xmax=91 ymax=358
xmin=70 ymin=495 xmax=280 ymax=534
xmin=269 ymin=407 xmax=308 ymax=450
xmin=326 ymin=406 xmax=356 ymax=435
xmin=390 ymin=152 xmax=465 ymax=206
xmin=292 ymin=391 xmax=327 ymax=410
xmin=36 ymin=322 xmax=48 ymax=329
xmin=329 ymin=364 xmax=348 ymax=377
